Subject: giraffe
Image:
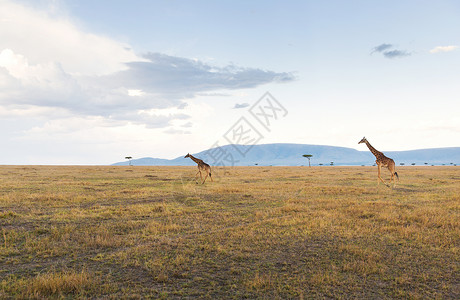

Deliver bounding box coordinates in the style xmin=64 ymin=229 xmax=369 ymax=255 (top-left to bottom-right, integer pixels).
xmin=185 ymin=153 xmax=213 ymax=184
xmin=358 ymin=137 xmax=399 ymax=187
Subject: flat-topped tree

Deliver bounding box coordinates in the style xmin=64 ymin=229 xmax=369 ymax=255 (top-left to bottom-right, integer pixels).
xmin=302 ymin=154 xmax=313 ymax=167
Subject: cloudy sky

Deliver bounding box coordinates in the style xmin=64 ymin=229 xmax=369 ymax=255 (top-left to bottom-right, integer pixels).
xmin=1 ymin=0 xmax=459 ymax=164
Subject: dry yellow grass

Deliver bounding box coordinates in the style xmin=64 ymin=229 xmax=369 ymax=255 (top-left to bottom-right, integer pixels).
xmin=0 ymin=165 xmax=459 ymax=298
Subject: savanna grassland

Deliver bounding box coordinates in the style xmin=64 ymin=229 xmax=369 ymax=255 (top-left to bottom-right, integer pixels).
xmin=0 ymin=165 xmax=459 ymax=299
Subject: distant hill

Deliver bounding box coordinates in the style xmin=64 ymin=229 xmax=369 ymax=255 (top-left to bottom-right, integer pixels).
xmin=112 ymin=143 xmax=460 ymax=166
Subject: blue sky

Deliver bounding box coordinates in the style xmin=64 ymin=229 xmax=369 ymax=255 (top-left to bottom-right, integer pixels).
xmin=1 ymin=0 xmax=459 ymax=164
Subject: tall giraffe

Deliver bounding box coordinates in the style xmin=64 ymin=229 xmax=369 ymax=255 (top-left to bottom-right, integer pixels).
xmin=358 ymin=137 xmax=399 ymax=187
xmin=185 ymin=153 xmax=213 ymax=184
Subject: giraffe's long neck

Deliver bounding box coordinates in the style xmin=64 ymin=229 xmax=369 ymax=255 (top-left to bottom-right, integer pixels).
xmin=188 ymin=155 xmax=202 ymax=164
xmin=365 ymin=140 xmax=382 ymax=158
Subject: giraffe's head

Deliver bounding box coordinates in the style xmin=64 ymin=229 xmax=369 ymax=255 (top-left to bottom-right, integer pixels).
xmin=358 ymin=137 xmax=367 ymax=144
xmin=184 ymin=153 xmax=190 ymax=158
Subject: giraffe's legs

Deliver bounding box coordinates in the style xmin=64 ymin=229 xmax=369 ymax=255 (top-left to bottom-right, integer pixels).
xmin=202 ymin=173 xmax=208 ymax=184
xmin=195 ymin=170 xmax=200 ymax=183
xmin=377 ymin=164 xmax=388 ymax=186
xmin=389 ymin=170 xmax=396 ymax=187
xmin=388 ymin=164 xmax=397 ymax=187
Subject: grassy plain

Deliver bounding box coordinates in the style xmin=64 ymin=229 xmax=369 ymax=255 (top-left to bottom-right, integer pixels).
xmin=0 ymin=165 xmax=459 ymax=299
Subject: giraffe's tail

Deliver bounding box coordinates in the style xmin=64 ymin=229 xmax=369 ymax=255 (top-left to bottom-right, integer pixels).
xmin=394 ymin=172 xmax=399 ymax=181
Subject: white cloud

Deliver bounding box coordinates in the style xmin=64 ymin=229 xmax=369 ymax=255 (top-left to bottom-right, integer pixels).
xmin=0 ymin=0 xmax=142 ymax=76
xmin=0 ymin=47 xmax=294 ymax=123
xmin=163 ymin=128 xmax=192 ymax=135
xmin=0 ymin=0 xmax=295 ymax=165
xmin=0 ymin=0 xmax=294 ymax=127
xmin=429 ymin=45 xmax=458 ymax=54
xmin=128 ymin=89 xmax=145 ymax=97
xmin=0 ymin=48 xmax=83 ymax=108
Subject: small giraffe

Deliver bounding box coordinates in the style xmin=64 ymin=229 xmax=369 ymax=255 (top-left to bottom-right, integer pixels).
xmin=359 ymin=137 xmax=399 ymax=187
xmin=185 ymin=153 xmax=213 ymax=184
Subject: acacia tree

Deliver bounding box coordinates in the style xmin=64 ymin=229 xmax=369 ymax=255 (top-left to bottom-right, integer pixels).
xmin=125 ymin=156 xmax=133 ymax=166
xmin=302 ymin=154 xmax=313 ymax=167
